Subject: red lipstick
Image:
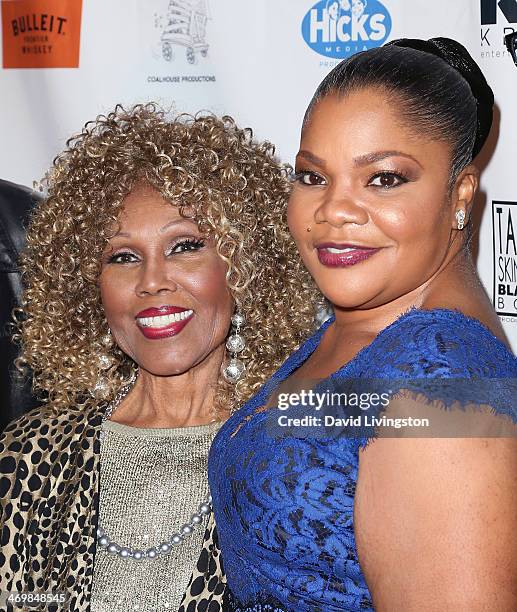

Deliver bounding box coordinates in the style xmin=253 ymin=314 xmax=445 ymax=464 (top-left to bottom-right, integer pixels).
xmin=135 ymin=305 xmax=194 ymax=340
xmin=316 ymin=243 xmax=380 ymax=267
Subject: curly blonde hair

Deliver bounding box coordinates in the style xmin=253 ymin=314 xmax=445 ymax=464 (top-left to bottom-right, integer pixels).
xmin=14 ymin=103 xmax=320 ymax=416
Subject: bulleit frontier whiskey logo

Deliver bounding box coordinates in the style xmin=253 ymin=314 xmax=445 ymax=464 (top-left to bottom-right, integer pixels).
xmin=2 ymin=0 xmax=82 ymax=68
xmin=493 ymin=201 xmax=517 ymax=318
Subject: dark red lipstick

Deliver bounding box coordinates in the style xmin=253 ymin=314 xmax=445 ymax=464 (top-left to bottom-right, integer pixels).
xmin=135 ymin=305 xmax=194 ymax=340
xmin=316 ymin=243 xmax=381 ymax=267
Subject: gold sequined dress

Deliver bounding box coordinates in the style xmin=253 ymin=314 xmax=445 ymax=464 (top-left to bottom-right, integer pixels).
xmin=90 ymin=420 xmax=220 ymax=612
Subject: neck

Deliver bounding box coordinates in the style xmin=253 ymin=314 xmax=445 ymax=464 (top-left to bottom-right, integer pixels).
xmin=110 ymin=345 xmax=228 ymax=428
xmin=332 ymin=248 xmax=477 ymax=337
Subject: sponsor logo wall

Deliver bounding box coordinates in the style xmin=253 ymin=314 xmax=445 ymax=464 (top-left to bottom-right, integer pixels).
xmin=301 ymin=0 xmax=391 ymax=60
xmin=493 ymin=202 xmax=517 ymax=318
xmin=480 ymin=0 xmax=517 ymax=59
xmin=2 ymin=0 xmax=82 ymax=68
xmin=141 ymin=0 xmax=216 ymax=85
xmin=0 ymin=0 xmax=516 ymax=348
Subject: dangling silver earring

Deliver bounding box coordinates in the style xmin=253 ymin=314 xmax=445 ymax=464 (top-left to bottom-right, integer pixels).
xmin=93 ymin=373 xmax=111 ymax=400
xmin=98 ymin=331 xmax=114 ymax=370
xmin=455 ymin=209 xmax=466 ymax=230
xmin=222 ymin=312 xmax=246 ymax=383
xmin=92 ymin=330 xmax=116 ymax=399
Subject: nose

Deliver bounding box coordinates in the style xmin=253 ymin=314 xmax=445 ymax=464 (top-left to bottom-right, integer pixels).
xmin=135 ymin=260 xmax=178 ymax=297
xmin=314 ymin=186 xmax=369 ymax=228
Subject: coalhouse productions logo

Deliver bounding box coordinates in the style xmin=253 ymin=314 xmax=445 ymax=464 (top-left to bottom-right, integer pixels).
xmin=301 ymin=0 xmax=391 ymax=60
xmin=145 ymin=0 xmax=214 ymax=85
xmin=493 ymin=201 xmax=517 ymax=317
xmin=1 ymin=0 xmax=82 ymax=69
xmin=155 ymin=0 xmax=210 ymax=64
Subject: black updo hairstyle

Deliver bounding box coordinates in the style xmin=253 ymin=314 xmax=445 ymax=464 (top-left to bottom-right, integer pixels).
xmin=304 ymin=38 xmax=494 ymax=188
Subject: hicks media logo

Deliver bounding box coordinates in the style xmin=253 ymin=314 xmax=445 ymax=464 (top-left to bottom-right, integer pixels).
xmin=493 ymin=201 xmax=517 ymax=317
xmin=480 ymin=0 xmax=517 ymax=57
xmin=1 ymin=0 xmax=82 ymax=69
xmin=301 ymin=0 xmax=391 ymax=60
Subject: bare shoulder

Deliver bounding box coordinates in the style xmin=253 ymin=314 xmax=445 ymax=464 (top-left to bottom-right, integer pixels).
xmin=355 ymin=437 xmax=517 ymax=611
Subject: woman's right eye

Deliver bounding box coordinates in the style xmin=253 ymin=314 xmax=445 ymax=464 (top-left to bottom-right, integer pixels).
xmin=293 ymin=171 xmax=327 ymax=186
xmin=107 ymin=252 xmax=139 ymax=264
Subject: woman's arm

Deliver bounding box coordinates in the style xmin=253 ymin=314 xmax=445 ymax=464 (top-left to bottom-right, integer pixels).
xmin=355 ymin=435 xmax=517 ymax=611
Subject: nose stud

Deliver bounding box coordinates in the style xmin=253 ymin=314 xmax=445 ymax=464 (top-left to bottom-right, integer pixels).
xmin=306 ymin=226 xmax=312 ymax=233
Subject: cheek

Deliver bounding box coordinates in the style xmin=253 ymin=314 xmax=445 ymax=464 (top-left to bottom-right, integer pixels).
xmin=98 ymin=270 xmax=138 ymax=356
xmin=287 ymin=195 xmax=311 ymax=242
xmin=371 ymin=191 xmax=450 ymax=248
xmin=184 ymin=257 xmax=233 ymax=320
xmin=192 ymin=274 xmax=229 ymax=310
xmin=99 ymin=269 xmax=132 ymax=317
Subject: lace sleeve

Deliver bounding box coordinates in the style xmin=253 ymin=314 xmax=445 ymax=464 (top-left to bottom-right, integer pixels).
xmin=331 ymin=311 xmax=517 ymax=447
xmin=265 ymin=311 xmax=517 ymax=450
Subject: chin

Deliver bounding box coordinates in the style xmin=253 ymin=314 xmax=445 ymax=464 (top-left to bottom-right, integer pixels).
xmin=317 ymin=283 xmax=384 ymax=311
xmin=326 ymin=297 xmax=375 ymax=311
xmin=138 ymin=361 xmax=198 ymax=378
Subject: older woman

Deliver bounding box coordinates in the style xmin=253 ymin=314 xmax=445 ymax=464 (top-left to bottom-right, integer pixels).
xmin=208 ymin=39 xmax=517 ymax=611
xmin=0 ymin=105 xmax=318 ymax=611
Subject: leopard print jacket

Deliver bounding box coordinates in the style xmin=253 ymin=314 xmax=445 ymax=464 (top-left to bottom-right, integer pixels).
xmin=0 ymin=404 xmax=226 ymax=611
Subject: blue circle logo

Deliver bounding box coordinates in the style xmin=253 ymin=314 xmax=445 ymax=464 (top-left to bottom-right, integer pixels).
xmin=301 ymin=0 xmax=392 ymax=59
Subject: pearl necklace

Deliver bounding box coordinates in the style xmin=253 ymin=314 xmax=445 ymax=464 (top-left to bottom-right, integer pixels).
xmin=96 ymin=381 xmax=212 ymax=561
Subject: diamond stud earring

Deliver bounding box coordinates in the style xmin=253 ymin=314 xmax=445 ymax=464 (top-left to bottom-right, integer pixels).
xmin=455 ymin=209 xmax=466 ymax=230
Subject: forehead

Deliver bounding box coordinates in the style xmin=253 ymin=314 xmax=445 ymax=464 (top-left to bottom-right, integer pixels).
xmin=116 ymin=183 xmax=194 ymax=230
xmin=302 ymin=89 xmax=451 ymax=166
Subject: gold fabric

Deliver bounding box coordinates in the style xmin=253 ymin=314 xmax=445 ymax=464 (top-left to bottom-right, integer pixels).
xmin=90 ymin=420 xmax=220 ymax=612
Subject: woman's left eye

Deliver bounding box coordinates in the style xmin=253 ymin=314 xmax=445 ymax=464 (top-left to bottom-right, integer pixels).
xmin=293 ymin=171 xmax=327 ymax=186
xmin=107 ymin=252 xmax=138 ymax=264
xmin=368 ymin=172 xmax=409 ymax=189
xmin=168 ymin=238 xmax=205 ymax=254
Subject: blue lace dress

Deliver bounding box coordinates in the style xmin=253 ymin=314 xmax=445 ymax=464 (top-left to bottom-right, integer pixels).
xmin=208 ymin=309 xmax=517 ymax=611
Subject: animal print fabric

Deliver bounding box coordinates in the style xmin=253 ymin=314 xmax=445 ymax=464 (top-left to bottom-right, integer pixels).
xmin=178 ymin=512 xmax=227 ymax=611
xmin=0 ymin=404 xmax=226 ymax=611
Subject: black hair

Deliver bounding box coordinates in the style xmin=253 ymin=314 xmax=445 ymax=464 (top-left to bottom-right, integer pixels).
xmin=304 ymin=38 xmax=494 ymax=185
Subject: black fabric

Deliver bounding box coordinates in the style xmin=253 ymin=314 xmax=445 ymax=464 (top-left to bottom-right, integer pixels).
xmin=387 ymin=37 xmax=494 ymax=158
xmin=0 ymin=179 xmax=42 ymax=432
xmin=223 ymin=587 xmax=288 ymax=612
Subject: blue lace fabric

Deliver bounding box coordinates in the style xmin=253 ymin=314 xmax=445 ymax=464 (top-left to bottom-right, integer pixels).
xmin=209 ymin=309 xmax=517 ymax=612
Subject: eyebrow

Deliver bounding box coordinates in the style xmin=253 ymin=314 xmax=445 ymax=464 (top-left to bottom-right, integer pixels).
xmin=112 ymin=218 xmax=195 ymax=238
xmin=296 ymin=149 xmax=423 ymax=169
xmin=353 ymin=150 xmax=423 ymax=168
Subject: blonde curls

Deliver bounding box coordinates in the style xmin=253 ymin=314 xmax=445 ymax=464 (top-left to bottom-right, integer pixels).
xmin=14 ymin=103 xmax=320 ymax=415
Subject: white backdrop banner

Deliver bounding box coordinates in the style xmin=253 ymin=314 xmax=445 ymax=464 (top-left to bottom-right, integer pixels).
xmin=1 ymin=0 xmax=516 ymax=349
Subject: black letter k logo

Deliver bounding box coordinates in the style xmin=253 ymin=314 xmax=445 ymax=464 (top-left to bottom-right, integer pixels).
xmin=499 ymin=0 xmax=517 ymax=23
xmin=482 ymin=0 xmax=517 ymax=24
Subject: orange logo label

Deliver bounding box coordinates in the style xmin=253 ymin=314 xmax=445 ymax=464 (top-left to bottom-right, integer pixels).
xmin=2 ymin=0 xmax=82 ymax=68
